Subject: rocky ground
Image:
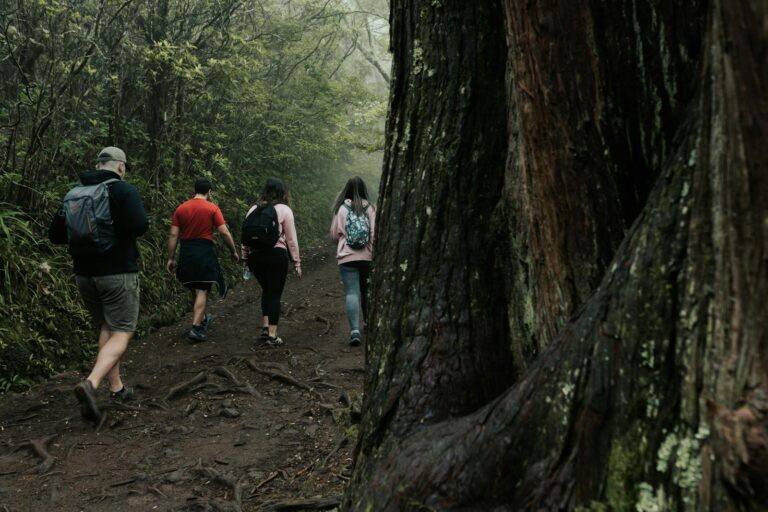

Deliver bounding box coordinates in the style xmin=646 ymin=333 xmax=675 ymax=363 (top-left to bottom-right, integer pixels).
xmin=0 ymin=251 xmax=363 ymax=512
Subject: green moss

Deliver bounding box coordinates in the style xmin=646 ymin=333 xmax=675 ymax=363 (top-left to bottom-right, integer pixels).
xmin=604 ymin=426 xmax=648 ymax=511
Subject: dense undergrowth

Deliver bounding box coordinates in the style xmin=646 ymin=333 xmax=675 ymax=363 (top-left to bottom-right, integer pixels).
xmin=0 ymin=0 xmax=388 ymax=391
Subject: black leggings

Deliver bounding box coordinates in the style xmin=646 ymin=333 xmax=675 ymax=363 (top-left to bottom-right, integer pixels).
xmin=248 ymin=248 xmax=288 ymax=325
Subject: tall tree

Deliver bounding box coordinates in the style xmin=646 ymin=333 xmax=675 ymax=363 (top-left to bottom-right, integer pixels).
xmin=346 ymin=0 xmax=767 ymax=510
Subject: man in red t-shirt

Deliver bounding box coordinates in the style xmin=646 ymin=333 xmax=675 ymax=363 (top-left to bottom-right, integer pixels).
xmin=166 ymin=178 xmax=239 ymax=341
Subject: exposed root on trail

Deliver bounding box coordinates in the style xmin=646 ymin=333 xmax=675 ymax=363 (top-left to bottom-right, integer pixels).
xmin=194 ymin=459 xmax=246 ymax=512
xmin=314 ymin=315 xmax=331 ymax=336
xmin=13 ymin=434 xmax=58 ymax=474
xmin=246 ymin=361 xmax=311 ymax=391
xmin=165 ymin=371 xmax=207 ymax=400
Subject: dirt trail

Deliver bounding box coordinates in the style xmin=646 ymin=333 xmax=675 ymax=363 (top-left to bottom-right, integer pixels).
xmin=0 ymin=251 xmax=363 ymax=512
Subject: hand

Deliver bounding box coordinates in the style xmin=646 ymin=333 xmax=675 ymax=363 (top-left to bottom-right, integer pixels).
xmin=231 ymin=251 xmax=240 ymax=263
xmin=294 ymin=264 xmax=302 ymax=278
xmin=166 ymin=259 xmax=176 ymax=275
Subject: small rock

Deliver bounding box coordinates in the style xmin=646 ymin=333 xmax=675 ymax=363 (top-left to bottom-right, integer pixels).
xmin=165 ymin=469 xmax=185 ymax=483
xmin=220 ymin=408 xmax=241 ymax=418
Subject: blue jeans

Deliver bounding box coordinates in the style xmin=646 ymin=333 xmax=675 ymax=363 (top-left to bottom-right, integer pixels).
xmin=339 ymin=261 xmax=370 ymax=333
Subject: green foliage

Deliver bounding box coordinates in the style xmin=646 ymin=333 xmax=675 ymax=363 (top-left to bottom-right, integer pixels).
xmin=0 ymin=0 xmax=388 ymax=391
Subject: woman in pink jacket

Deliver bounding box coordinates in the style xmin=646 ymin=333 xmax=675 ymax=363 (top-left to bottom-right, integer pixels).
xmin=242 ymin=177 xmax=301 ymax=346
xmin=329 ymin=176 xmax=375 ymax=346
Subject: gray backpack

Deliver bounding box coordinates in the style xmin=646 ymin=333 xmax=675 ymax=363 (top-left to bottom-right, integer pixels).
xmin=62 ymin=178 xmax=119 ymax=256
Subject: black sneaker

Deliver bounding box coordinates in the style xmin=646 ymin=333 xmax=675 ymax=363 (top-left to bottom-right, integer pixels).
xmin=201 ymin=313 xmax=213 ymax=330
xmin=265 ymin=336 xmax=283 ymax=347
xmin=73 ymin=380 xmax=101 ymax=422
xmin=349 ymin=331 xmax=362 ymax=346
xmin=260 ymin=326 xmax=270 ymax=341
xmin=110 ymin=386 xmax=136 ymax=402
xmin=188 ymin=325 xmax=207 ymax=342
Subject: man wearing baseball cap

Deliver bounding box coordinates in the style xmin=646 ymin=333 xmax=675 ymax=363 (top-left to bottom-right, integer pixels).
xmin=49 ymin=146 xmax=148 ymax=424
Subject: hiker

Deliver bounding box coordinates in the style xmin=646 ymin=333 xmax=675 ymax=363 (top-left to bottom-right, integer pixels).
xmin=241 ymin=177 xmax=301 ymax=346
xmin=49 ymin=146 xmax=149 ymax=423
xmin=166 ymin=178 xmax=240 ymax=342
xmin=329 ymin=176 xmax=376 ymax=346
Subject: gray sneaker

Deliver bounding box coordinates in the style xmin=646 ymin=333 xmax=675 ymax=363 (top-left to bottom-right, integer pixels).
xmin=265 ymin=336 xmax=283 ymax=347
xmin=110 ymin=386 xmax=136 ymax=402
xmin=188 ymin=325 xmax=207 ymax=342
xmin=73 ymin=380 xmax=101 ymax=422
xmin=201 ymin=313 xmax=213 ymax=330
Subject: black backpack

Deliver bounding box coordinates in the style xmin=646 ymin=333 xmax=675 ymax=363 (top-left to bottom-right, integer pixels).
xmin=242 ymin=203 xmax=280 ymax=251
xmin=62 ymin=178 xmax=119 ymax=256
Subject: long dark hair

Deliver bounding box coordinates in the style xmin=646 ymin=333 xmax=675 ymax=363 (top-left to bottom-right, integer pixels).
xmin=260 ymin=177 xmax=290 ymax=206
xmin=332 ymin=176 xmax=370 ymax=216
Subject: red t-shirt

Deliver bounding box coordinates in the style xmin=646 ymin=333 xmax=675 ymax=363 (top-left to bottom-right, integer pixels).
xmin=172 ymin=198 xmax=226 ymax=241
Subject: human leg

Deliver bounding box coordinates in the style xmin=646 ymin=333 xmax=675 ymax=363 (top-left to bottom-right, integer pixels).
xmin=97 ymin=325 xmax=124 ymax=392
xmin=87 ymin=330 xmax=133 ymax=389
xmin=339 ymin=264 xmax=361 ymax=333
xmin=88 ymin=273 xmax=139 ymax=388
xmin=253 ymin=249 xmax=288 ymax=343
xmin=192 ymin=288 xmax=208 ymax=325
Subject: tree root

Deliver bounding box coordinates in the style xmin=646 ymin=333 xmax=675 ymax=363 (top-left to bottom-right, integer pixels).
xmin=13 ymin=434 xmax=57 ymax=474
xmin=213 ymin=366 xmax=242 ymax=387
xmin=314 ymin=315 xmax=331 ymax=336
xmin=165 ymin=371 xmax=207 ymax=400
xmin=246 ymin=360 xmax=311 ymax=392
xmin=194 ymin=460 xmax=245 ymax=512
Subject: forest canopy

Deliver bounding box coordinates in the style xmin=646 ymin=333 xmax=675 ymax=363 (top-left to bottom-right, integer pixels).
xmin=0 ymin=0 xmax=390 ymax=391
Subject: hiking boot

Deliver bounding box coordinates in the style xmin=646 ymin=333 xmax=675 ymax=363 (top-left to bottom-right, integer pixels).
xmin=201 ymin=313 xmax=213 ymax=330
xmin=265 ymin=336 xmax=283 ymax=347
xmin=110 ymin=386 xmax=136 ymax=402
xmin=73 ymin=380 xmax=101 ymax=422
xmin=349 ymin=330 xmax=362 ymax=346
xmin=260 ymin=326 xmax=269 ymax=341
xmin=188 ymin=325 xmax=207 ymax=342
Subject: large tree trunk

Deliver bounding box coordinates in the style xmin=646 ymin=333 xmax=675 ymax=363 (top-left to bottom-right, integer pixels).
xmin=345 ymin=0 xmax=767 ymax=510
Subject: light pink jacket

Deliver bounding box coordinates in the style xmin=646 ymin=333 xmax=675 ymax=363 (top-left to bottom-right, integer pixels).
xmin=241 ymin=203 xmax=301 ymax=265
xmin=329 ymin=199 xmax=375 ymax=265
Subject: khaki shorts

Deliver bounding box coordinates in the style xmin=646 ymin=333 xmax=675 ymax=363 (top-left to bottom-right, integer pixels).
xmin=76 ymin=273 xmax=140 ymax=332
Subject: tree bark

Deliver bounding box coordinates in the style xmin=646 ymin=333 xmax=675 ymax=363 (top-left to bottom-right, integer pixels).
xmin=346 ymin=0 xmax=768 ymax=510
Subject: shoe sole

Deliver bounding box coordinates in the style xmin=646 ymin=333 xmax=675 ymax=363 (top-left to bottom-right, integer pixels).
xmin=349 ymin=338 xmax=362 ymax=346
xmin=74 ymin=383 xmax=101 ymax=422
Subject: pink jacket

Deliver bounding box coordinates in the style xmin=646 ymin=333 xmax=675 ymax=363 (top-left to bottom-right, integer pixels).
xmin=329 ymin=199 xmax=375 ymax=265
xmin=241 ymin=203 xmax=301 ymax=265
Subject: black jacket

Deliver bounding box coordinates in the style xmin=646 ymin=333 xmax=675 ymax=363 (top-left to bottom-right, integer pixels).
xmin=49 ymin=170 xmax=149 ymax=276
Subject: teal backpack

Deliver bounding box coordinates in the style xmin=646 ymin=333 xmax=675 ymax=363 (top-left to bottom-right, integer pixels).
xmin=344 ymin=203 xmax=370 ymax=250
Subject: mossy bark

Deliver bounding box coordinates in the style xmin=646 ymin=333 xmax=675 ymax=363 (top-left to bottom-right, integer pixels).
xmin=345 ymin=0 xmax=767 ymax=510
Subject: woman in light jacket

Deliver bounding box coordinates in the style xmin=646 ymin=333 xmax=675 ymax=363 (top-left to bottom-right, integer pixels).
xmin=329 ymin=176 xmax=375 ymax=346
xmin=243 ymin=177 xmax=301 ymax=346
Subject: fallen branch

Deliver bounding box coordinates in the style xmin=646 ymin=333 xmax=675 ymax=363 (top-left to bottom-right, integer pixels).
xmin=109 ymin=477 xmax=137 ymax=487
xmin=164 ymin=371 xmax=207 ymax=401
xmin=14 ymin=434 xmax=57 ymax=474
xmin=253 ymin=470 xmax=281 ymax=491
xmin=259 ymin=496 xmax=342 ymax=511
xmin=320 ymin=437 xmax=349 ymax=468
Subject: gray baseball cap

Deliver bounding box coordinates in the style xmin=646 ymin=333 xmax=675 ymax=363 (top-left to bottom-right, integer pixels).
xmin=96 ymin=146 xmax=127 ymax=163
